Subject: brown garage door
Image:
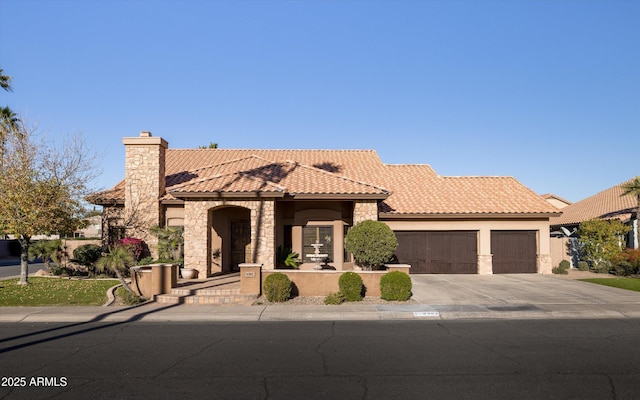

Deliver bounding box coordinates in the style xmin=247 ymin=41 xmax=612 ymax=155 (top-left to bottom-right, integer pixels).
xmin=394 ymin=231 xmax=477 ymax=274
xmin=491 ymin=231 xmax=537 ymax=273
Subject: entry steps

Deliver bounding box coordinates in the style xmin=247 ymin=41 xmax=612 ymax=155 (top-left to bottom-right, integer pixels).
xmin=154 ymin=272 xmax=257 ymax=306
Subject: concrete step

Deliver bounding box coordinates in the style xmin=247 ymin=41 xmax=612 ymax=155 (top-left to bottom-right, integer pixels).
xmin=155 ymin=293 xmax=257 ymax=305
xmin=170 ymin=287 xmax=242 ymax=296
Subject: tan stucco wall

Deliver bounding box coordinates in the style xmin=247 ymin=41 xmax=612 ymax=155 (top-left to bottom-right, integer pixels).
xmin=261 ymin=267 xmax=411 ymax=297
xmin=383 ymin=218 xmax=553 ymax=274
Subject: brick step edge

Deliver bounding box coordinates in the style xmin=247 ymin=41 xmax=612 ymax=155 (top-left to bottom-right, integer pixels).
xmin=171 ymin=288 xmax=242 ymax=296
xmin=155 ymin=294 xmax=258 ymax=305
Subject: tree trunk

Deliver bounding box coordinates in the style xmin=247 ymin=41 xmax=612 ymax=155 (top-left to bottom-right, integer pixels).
xmin=114 ymin=269 xmax=138 ymax=296
xmin=18 ymin=235 xmax=30 ymax=285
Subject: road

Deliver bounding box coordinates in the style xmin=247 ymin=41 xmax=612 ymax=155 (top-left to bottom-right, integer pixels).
xmin=0 ymin=259 xmax=46 ymax=279
xmin=1 ymin=319 xmax=639 ymax=399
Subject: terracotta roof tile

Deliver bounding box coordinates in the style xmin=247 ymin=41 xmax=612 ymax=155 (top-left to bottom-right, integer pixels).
xmin=90 ymin=147 xmax=559 ymax=216
xmin=377 ymin=166 xmax=559 ymax=215
xmin=550 ymin=178 xmax=637 ymax=226
xmin=168 ymin=155 xmax=389 ymax=197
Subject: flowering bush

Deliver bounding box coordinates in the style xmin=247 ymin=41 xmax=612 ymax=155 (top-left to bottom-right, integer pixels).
xmin=116 ymin=237 xmax=145 ymax=261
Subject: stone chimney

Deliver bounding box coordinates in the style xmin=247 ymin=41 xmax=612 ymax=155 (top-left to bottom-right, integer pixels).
xmin=122 ymin=131 xmax=168 ymax=257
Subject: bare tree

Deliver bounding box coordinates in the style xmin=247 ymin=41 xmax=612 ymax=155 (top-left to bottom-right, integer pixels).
xmin=0 ymin=120 xmax=100 ymax=284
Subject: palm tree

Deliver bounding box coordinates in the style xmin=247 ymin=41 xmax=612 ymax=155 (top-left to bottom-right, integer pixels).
xmin=621 ymin=176 xmax=640 ymax=248
xmin=150 ymin=225 xmax=184 ymax=260
xmin=0 ymin=69 xmax=11 ymax=92
xmin=96 ymin=245 xmax=138 ymax=295
xmin=28 ymin=239 xmax=62 ymax=271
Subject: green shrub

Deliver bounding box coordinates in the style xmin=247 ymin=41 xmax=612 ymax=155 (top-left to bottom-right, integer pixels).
xmin=577 ymin=261 xmax=589 ymax=271
xmin=73 ymin=244 xmax=102 ymax=266
xmin=593 ymin=262 xmax=613 ymax=274
xmin=380 ymin=271 xmax=412 ymax=301
xmin=263 ymin=273 xmax=292 ymax=302
xmin=552 ymin=260 xmax=570 ymax=275
xmin=345 ymin=220 xmax=398 ymax=270
xmin=614 ymin=261 xmax=637 ymax=277
xmin=338 ymin=272 xmax=363 ymax=302
xmin=324 ymin=292 xmax=345 ymax=305
xmin=116 ymin=286 xmax=145 ymax=305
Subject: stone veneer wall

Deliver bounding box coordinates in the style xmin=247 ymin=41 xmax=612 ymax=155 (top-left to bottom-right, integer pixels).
xmin=122 ymin=133 xmax=167 ymax=258
xmin=183 ymin=199 xmax=275 ymax=277
xmin=353 ymin=200 xmax=379 ymax=224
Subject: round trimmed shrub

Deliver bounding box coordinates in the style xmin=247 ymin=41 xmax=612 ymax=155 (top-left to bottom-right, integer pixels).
xmin=577 ymin=261 xmax=589 ymax=271
xmin=345 ymin=220 xmax=398 ymax=270
xmin=73 ymin=244 xmax=102 ymax=266
xmin=380 ymin=271 xmax=412 ymax=301
xmin=339 ymin=272 xmax=363 ymax=302
xmin=263 ymin=272 xmax=292 ymax=303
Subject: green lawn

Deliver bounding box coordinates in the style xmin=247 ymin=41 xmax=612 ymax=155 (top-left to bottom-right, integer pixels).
xmin=0 ymin=277 xmax=119 ymax=306
xmin=579 ymin=278 xmax=640 ymax=293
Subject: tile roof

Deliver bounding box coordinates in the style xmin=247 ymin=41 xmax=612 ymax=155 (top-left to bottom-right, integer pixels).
xmin=550 ymin=178 xmax=638 ymax=226
xmin=89 ymin=147 xmax=560 ymax=216
xmin=167 ymin=155 xmax=389 ymax=198
xmin=376 ymin=165 xmax=558 ymax=215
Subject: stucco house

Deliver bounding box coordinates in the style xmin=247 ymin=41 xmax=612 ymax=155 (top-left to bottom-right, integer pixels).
xmin=88 ymin=132 xmax=560 ymax=277
xmin=550 ymin=178 xmax=639 ymax=250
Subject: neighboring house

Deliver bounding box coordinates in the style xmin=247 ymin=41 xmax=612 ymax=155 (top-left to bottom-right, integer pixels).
xmin=542 ymin=194 xmax=572 ymax=209
xmin=88 ymin=132 xmax=560 ymax=277
xmin=73 ymin=215 xmax=102 ymax=238
xmin=549 ymin=179 xmax=639 ymax=266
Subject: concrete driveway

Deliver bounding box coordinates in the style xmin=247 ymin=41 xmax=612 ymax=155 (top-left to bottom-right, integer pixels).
xmin=409 ymin=273 xmax=640 ymax=319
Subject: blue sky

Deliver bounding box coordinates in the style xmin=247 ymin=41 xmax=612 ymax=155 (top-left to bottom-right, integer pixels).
xmin=1 ymin=0 xmax=638 ymax=203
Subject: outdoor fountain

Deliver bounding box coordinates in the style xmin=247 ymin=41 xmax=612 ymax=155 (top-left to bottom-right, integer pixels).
xmin=306 ymin=241 xmax=328 ymax=270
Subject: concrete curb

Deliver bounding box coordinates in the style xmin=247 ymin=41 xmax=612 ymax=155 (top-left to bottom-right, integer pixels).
xmin=103 ymin=284 xmax=122 ymax=307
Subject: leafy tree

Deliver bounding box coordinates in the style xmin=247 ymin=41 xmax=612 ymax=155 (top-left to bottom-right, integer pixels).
xmin=28 ymin=239 xmax=62 ymax=271
xmin=150 ymin=225 xmax=184 ymax=260
xmin=0 ymin=121 xmax=99 ymax=284
xmin=621 ymin=176 xmax=640 ymax=247
xmin=345 ymin=220 xmax=398 ymax=270
xmin=95 ymin=245 xmax=138 ymax=295
xmin=577 ymin=219 xmax=630 ymax=269
xmin=198 ymin=142 xmax=218 ymax=149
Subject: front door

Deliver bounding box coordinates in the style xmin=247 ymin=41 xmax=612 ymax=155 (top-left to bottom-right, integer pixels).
xmin=230 ymin=220 xmax=251 ymax=271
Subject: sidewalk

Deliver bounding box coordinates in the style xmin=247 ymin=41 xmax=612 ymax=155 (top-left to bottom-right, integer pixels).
xmin=1 ymin=273 xmax=639 ymax=322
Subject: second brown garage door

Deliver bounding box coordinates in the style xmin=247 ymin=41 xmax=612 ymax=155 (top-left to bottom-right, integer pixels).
xmin=491 ymin=230 xmax=537 ymax=273
xmin=394 ymin=231 xmax=477 ymax=274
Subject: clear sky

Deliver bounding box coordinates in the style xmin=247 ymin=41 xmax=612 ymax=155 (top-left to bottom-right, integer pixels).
xmin=1 ymin=0 xmax=638 ymax=203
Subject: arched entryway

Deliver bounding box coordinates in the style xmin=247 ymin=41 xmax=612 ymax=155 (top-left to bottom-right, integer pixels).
xmin=209 ymin=206 xmax=251 ymax=274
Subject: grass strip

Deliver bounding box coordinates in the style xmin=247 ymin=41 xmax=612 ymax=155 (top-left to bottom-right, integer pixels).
xmin=578 ymin=278 xmax=640 ymax=293
xmin=0 ymin=277 xmax=119 ymax=306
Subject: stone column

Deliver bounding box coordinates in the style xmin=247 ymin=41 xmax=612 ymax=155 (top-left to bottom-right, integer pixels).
xmin=477 ymin=227 xmax=493 ymax=274
xmin=252 ymin=200 xmax=275 ymax=269
xmin=122 ymin=132 xmax=168 ymax=258
xmin=183 ymin=200 xmax=209 ymax=277
xmin=354 ymin=200 xmax=379 ymax=224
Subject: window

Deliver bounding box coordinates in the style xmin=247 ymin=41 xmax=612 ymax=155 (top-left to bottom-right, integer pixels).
xmin=303 ymin=226 xmax=333 ymax=263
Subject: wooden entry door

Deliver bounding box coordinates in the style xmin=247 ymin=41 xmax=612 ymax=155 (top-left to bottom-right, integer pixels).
xmin=230 ymin=220 xmax=251 ymax=271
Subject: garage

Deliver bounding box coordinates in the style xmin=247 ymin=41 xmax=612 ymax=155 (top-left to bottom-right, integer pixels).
xmin=394 ymin=231 xmax=477 ymax=274
xmin=491 ymin=230 xmax=537 ymax=273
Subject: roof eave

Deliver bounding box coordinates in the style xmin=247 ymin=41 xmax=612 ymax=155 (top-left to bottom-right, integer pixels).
xmin=170 ymin=191 xmax=285 ymax=199
xmin=380 ymin=212 xmax=562 ymax=220
xmin=292 ymin=193 xmax=388 ymax=200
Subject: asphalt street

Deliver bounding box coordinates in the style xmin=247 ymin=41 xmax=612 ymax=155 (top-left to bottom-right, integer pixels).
xmin=1 ymin=319 xmax=639 ymax=399
xmin=0 ymin=259 xmax=46 ymax=279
